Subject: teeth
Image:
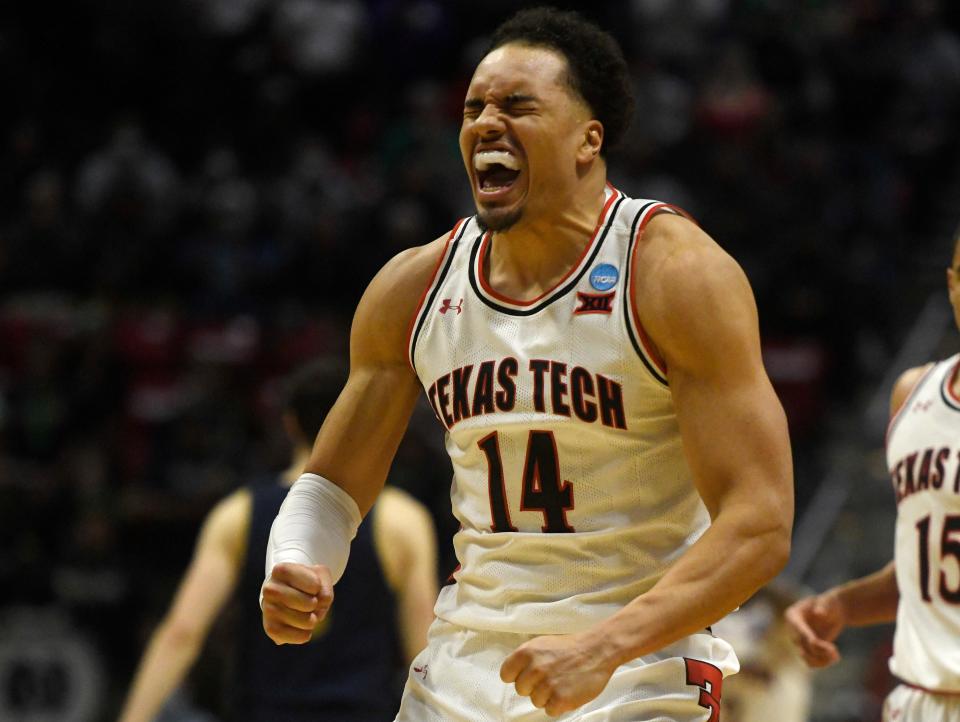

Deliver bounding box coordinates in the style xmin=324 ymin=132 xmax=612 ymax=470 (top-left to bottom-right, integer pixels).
xmin=474 ymin=150 xmax=519 ymax=171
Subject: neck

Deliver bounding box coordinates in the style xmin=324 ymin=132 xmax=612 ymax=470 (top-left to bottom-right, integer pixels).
xmin=281 ymin=445 xmax=312 ymax=486
xmin=486 ymin=171 xmax=608 ymax=300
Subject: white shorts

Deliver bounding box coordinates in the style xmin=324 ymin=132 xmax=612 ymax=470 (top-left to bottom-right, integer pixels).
xmin=883 ymin=684 xmax=960 ymax=722
xmin=395 ymin=617 xmax=739 ymax=721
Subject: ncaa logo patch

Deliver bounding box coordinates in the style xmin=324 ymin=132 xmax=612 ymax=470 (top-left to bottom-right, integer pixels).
xmin=589 ymin=264 xmax=619 ymax=291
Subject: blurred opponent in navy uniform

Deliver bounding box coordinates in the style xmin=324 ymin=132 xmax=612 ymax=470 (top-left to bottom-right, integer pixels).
xmin=119 ymin=360 xmax=438 ymax=722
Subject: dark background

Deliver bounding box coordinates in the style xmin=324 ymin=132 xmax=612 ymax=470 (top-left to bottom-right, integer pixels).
xmin=2 ymin=1 xmax=960 ymax=719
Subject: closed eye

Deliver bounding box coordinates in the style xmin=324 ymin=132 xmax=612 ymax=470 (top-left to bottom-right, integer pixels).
xmin=464 ymin=98 xmax=483 ymax=118
xmin=503 ymin=94 xmax=538 ymax=115
xmin=462 ymin=94 xmax=539 ymax=119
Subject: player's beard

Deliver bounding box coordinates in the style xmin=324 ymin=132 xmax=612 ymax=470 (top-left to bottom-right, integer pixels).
xmin=476 ymin=205 xmax=523 ymax=232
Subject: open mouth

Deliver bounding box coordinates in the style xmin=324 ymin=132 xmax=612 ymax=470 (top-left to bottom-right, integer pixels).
xmin=474 ymin=150 xmax=521 ymax=195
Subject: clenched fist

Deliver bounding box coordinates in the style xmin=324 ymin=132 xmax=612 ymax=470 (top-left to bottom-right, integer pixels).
xmin=261 ymin=562 xmax=333 ymax=645
xmin=500 ymin=632 xmax=617 ymax=717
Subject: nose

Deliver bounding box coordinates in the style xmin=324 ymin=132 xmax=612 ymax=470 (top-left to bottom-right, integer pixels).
xmin=473 ymin=104 xmax=505 ymax=138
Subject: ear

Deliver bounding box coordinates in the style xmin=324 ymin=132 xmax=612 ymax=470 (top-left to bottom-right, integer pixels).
xmin=577 ymin=120 xmax=604 ymax=163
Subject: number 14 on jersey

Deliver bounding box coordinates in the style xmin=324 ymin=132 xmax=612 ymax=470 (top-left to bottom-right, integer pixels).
xmin=478 ymin=430 xmax=575 ymax=533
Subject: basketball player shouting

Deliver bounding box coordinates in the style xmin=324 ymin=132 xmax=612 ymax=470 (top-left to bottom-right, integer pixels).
xmin=261 ymin=8 xmax=794 ymax=720
xmin=786 ymin=229 xmax=960 ymax=722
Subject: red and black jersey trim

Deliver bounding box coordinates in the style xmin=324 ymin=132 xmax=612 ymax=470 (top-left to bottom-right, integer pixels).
xmin=408 ymin=219 xmax=470 ymax=372
xmin=623 ymin=201 xmax=669 ymax=385
xmin=466 ymin=194 xmax=626 ymax=317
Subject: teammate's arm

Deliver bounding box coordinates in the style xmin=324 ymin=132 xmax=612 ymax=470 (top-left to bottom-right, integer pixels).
xmin=785 ymin=562 xmax=897 ymax=667
xmin=374 ymin=486 xmax=439 ymax=664
xmin=783 ymin=364 xmax=929 ymax=667
xmin=262 ymin=238 xmax=447 ymax=646
xmin=118 ymin=490 xmax=250 ymax=722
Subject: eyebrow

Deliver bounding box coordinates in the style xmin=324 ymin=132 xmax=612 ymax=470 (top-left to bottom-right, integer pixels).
xmin=464 ymin=93 xmax=539 ymax=109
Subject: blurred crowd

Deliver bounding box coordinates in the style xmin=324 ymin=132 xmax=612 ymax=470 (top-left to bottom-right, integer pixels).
xmin=1 ymin=0 xmax=960 ymax=719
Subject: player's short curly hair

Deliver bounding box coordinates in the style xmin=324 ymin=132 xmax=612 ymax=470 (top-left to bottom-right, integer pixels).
xmin=487 ymin=7 xmax=634 ymax=156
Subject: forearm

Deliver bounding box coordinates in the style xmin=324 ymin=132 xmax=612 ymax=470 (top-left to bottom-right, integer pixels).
xmin=824 ymin=561 xmax=898 ymax=627
xmin=119 ymin=624 xmax=202 ymax=722
xmin=595 ymin=504 xmax=789 ymax=667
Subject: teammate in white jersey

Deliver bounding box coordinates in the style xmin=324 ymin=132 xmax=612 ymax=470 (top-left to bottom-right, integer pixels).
xmin=785 ymin=230 xmax=960 ymax=721
xmin=261 ymin=8 xmax=794 ymax=720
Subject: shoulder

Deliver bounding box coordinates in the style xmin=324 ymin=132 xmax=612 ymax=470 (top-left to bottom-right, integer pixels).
xmin=351 ymin=232 xmax=455 ymax=363
xmin=636 ymin=213 xmax=749 ymax=304
xmin=889 ymin=363 xmax=936 ymax=419
xmin=373 ymin=486 xmax=434 ymax=540
xmin=633 ymin=213 xmax=756 ymax=363
xmin=363 ymin=233 xmax=453 ymax=309
xmin=199 ymin=487 xmax=252 ymax=559
xmin=206 ymin=487 xmax=252 ymax=533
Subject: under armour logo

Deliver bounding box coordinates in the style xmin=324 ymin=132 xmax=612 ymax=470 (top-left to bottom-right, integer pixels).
xmin=913 ymin=400 xmax=933 ymax=413
xmin=439 ymin=298 xmax=463 ymax=315
xmin=413 ymin=664 xmax=429 ymax=680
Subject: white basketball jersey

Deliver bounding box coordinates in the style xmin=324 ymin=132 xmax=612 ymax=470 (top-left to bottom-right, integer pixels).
xmin=886 ymin=354 xmax=960 ymax=692
xmin=408 ymin=186 xmax=712 ymax=635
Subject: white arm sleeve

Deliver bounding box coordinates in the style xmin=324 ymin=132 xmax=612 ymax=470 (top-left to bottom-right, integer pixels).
xmin=264 ymin=473 xmax=362 ymax=585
